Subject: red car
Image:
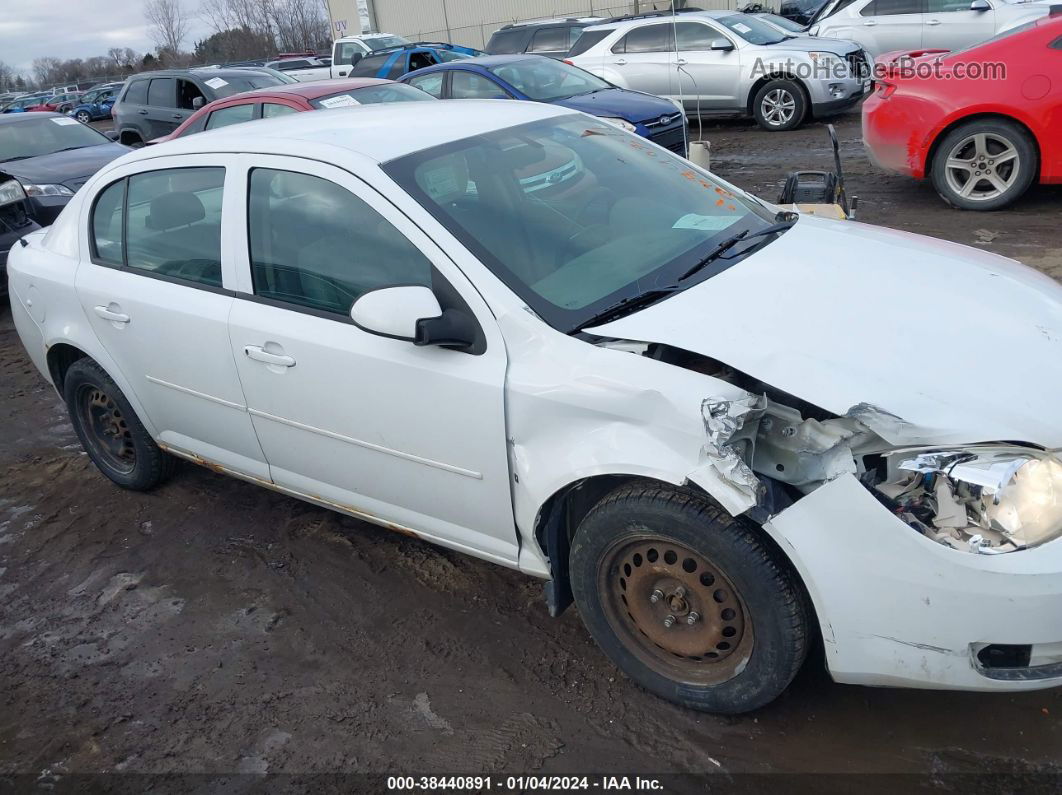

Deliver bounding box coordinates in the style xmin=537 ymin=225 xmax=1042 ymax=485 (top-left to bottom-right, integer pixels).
xmin=150 ymin=78 xmax=433 ymax=143
xmin=863 ymin=14 xmax=1062 ymax=210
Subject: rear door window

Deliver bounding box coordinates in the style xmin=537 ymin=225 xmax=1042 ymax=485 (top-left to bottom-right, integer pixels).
xmin=450 ymin=71 xmax=510 ymax=99
xmin=263 ymin=102 xmax=299 ymax=118
xmin=124 ymin=80 xmax=149 ymax=104
xmin=862 ymin=0 xmax=924 ymax=15
xmin=615 ymin=23 xmax=674 ymax=54
xmin=206 ymin=103 xmax=257 ymax=130
xmin=407 ymin=72 xmax=445 ymax=97
xmin=530 ymin=27 xmax=570 ymax=53
xmin=147 ymin=78 xmax=176 ymax=107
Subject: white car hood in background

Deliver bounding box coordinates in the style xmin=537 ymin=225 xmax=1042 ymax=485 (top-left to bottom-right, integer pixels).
xmin=589 ymin=217 xmax=1062 ymax=447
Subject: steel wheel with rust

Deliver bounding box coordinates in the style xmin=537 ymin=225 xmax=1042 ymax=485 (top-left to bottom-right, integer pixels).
xmin=570 ymin=484 xmax=808 ymax=714
xmin=63 ymin=358 xmax=175 ymax=490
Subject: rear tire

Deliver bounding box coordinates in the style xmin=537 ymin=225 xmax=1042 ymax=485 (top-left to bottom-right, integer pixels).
xmin=75 ymin=111 xmax=91 ymax=124
xmin=930 ymin=118 xmax=1037 ymax=210
xmin=63 ymin=358 xmax=175 ymax=490
xmin=752 ymin=79 xmax=807 ymax=132
xmin=569 ymin=483 xmax=808 ymax=714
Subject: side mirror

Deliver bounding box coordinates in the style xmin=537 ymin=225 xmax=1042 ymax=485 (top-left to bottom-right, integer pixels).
xmin=192 ymin=96 xmax=205 ymax=110
xmin=969 ymin=0 xmax=990 ymax=9
xmin=709 ymin=38 xmax=735 ymax=52
xmin=350 ymin=285 xmax=442 ymax=342
xmin=348 ymin=52 xmax=363 ymax=67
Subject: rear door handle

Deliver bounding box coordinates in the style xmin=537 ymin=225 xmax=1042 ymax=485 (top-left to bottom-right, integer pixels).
xmin=138 ymin=109 xmax=149 ymax=115
xmin=244 ymin=345 xmax=296 ymax=367
xmin=615 ymin=58 xmax=627 ymax=65
xmin=863 ymin=20 xmax=877 ymax=25
xmin=926 ymin=18 xmax=941 ymax=24
xmin=94 ymin=305 xmax=130 ymax=323
xmin=172 ymin=113 xmax=182 ymax=119
xmin=676 ymin=58 xmax=688 ymax=66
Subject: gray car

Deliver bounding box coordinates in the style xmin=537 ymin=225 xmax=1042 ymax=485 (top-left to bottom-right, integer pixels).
xmin=568 ymin=10 xmax=870 ymax=131
xmin=112 ymin=68 xmax=292 ymax=146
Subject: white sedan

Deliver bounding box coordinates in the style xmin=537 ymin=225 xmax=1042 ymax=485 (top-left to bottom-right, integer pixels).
xmin=8 ymin=101 xmax=1062 ymax=713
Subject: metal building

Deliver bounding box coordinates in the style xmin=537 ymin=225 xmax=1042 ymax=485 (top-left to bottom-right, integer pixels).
xmin=326 ymin=1 xmax=741 ymax=50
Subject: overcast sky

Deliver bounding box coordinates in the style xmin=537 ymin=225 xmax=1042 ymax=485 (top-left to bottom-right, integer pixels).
xmin=0 ymin=0 xmax=211 ymax=75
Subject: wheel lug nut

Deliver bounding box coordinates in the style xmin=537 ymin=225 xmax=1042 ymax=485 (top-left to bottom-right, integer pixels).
xmin=663 ymin=615 xmax=676 ymax=628
xmin=687 ymin=611 xmax=700 ymax=625
xmin=649 ymin=589 xmax=663 ymax=604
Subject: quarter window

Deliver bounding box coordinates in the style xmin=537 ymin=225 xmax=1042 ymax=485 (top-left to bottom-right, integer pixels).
xmin=206 ymin=103 xmax=256 ymax=130
xmin=91 ymin=179 xmax=125 ymax=266
xmin=247 ymin=168 xmax=432 ymax=316
xmin=125 ymin=168 xmax=225 ymax=287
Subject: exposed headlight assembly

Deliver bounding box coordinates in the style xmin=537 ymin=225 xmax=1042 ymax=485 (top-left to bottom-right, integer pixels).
xmin=877 ymin=447 xmax=1062 ymax=553
xmin=0 ymin=178 xmax=27 ymax=206
xmin=598 ymin=117 xmax=637 ymax=133
xmin=21 ymin=183 xmax=75 ymax=197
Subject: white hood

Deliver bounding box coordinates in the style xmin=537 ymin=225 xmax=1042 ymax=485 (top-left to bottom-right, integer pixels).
xmin=589 ymin=216 xmax=1062 ymax=447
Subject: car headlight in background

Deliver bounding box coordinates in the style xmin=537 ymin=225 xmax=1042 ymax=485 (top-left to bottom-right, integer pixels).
xmin=878 ymin=448 xmax=1062 ymax=553
xmin=809 ymin=52 xmax=841 ymax=75
xmin=20 ymin=183 xmax=74 ymax=198
xmin=598 ymin=117 xmax=636 ymax=133
xmin=0 ymin=178 xmax=27 ymax=206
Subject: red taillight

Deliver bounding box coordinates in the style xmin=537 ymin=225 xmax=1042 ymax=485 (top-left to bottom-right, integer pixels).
xmin=563 ymin=59 xmax=574 ymax=65
xmin=875 ymin=80 xmax=897 ymax=99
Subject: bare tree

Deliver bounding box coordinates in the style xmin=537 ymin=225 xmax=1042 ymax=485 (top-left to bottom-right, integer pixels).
xmin=0 ymin=61 xmax=14 ymax=93
xmin=145 ymin=0 xmax=190 ymax=54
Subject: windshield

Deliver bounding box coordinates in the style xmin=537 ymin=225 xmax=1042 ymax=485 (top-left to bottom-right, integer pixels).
xmin=0 ymin=115 xmax=111 ymax=162
xmin=311 ymin=82 xmax=436 ymax=108
xmin=489 ymin=58 xmax=610 ymax=101
xmin=212 ymin=72 xmax=288 ymax=97
xmin=716 ymin=15 xmax=787 ymax=45
xmin=386 ymin=116 xmax=773 ymax=332
xmin=365 ymin=35 xmax=410 ymax=51
xmin=757 ymin=14 xmax=806 ymax=33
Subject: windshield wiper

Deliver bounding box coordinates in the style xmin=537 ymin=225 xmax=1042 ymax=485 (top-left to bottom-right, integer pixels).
xmin=676 ymin=219 xmax=796 ymax=283
xmin=576 ymin=286 xmax=682 ymax=331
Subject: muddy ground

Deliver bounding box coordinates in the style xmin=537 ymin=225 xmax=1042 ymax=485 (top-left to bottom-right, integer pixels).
xmin=2 ymin=112 xmax=1062 ymax=790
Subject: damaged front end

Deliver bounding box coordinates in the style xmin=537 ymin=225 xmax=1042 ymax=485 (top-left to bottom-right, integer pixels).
xmin=697 ymin=388 xmax=1062 ymax=555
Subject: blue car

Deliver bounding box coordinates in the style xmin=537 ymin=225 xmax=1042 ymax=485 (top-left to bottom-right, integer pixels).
xmin=347 ymin=43 xmax=482 ymax=80
xmin=68 ymin=83 xmax=123 ymax=124
xmin=400 ymin=54 xmax=688 ymax=156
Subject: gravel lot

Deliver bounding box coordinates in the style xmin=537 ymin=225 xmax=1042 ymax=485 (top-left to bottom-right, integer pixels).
xmin=2 ymin=111 xmax=1061 ymax=788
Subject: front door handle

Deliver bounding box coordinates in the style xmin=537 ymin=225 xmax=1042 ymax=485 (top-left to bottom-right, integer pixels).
xmin=172 ymin=113 xmax=182 ymax=119
xmin=337 ymin=70 xmax=347 ymax=76
xmin=926 ymin=18 xmax=941 ymax=24
xmin=676 ymin=58 xmax=688 ymax=66
xmin=94 ymin=305 xmax=130 ymax=323
xmin=863 ymin=19 xmax=877 ymax=25
xmin=615 ymin=58 xmax=627 ymax=65
xmin=138 ymin=109 xmax=149 ymax=115
xmin=244 ymin=345 xmax=296 ymax=367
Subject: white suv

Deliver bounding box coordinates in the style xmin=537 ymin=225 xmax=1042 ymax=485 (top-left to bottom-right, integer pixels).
xmin=330 ymin=33 xmax=413 ymax=78
xmin=809 ymin=0 xmax=1051 ymax=56
xmin=10 ymin=102 xmax=1062 ymax=713
xmin=568 ymin=11 xmax=870 ymax=130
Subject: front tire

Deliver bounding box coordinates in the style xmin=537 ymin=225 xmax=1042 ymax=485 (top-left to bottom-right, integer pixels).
xmin=930 ymin=119 xmax=1037 ymax=210
xmin=752 ymin=79 xmax=807 ymax=132
xmin=570 ymin=484 xmax=808 ymax=714
xmin=63 ymin=358 xmax=175 ymax=490
xmin=75 ymin=111 xmax=92 ymax=124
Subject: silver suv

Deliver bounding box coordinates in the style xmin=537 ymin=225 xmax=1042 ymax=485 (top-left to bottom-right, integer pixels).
xmin=568 ymin=11 xmax=870 ymax=131
xmin=809 ymin=0 xmax=1051 ymax=57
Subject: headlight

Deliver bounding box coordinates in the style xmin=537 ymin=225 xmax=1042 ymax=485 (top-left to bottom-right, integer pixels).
xmin=0 ymin=178 xmax=27 ymax=206
xmin=598 ymin=117 xmax=636 ymax=133
xmin=20 ymin=183 xmax=75 ymax=198
xmin=809 ymin=51 xmax=841 ymax=74
xmin=880 ymin=448 xmax=1062 ymax=552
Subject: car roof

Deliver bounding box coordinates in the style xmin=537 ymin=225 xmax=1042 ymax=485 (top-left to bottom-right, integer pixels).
xmin=205 ymin=78 xmax=395 ymax=101
xmin=0 ymin=111 xmax=64 ymax=125
xmin=127 ymin=68 xmax=274 ymax=80
xmin=496 ymin=16 xmax=605 ymax=29
xmin=410 ymin=53 xmax=544 ymax=71
xmin=585 ymin=10 xmax=732 ymax=32
xmin=129 ymin=100 xmax=572 ymax=164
